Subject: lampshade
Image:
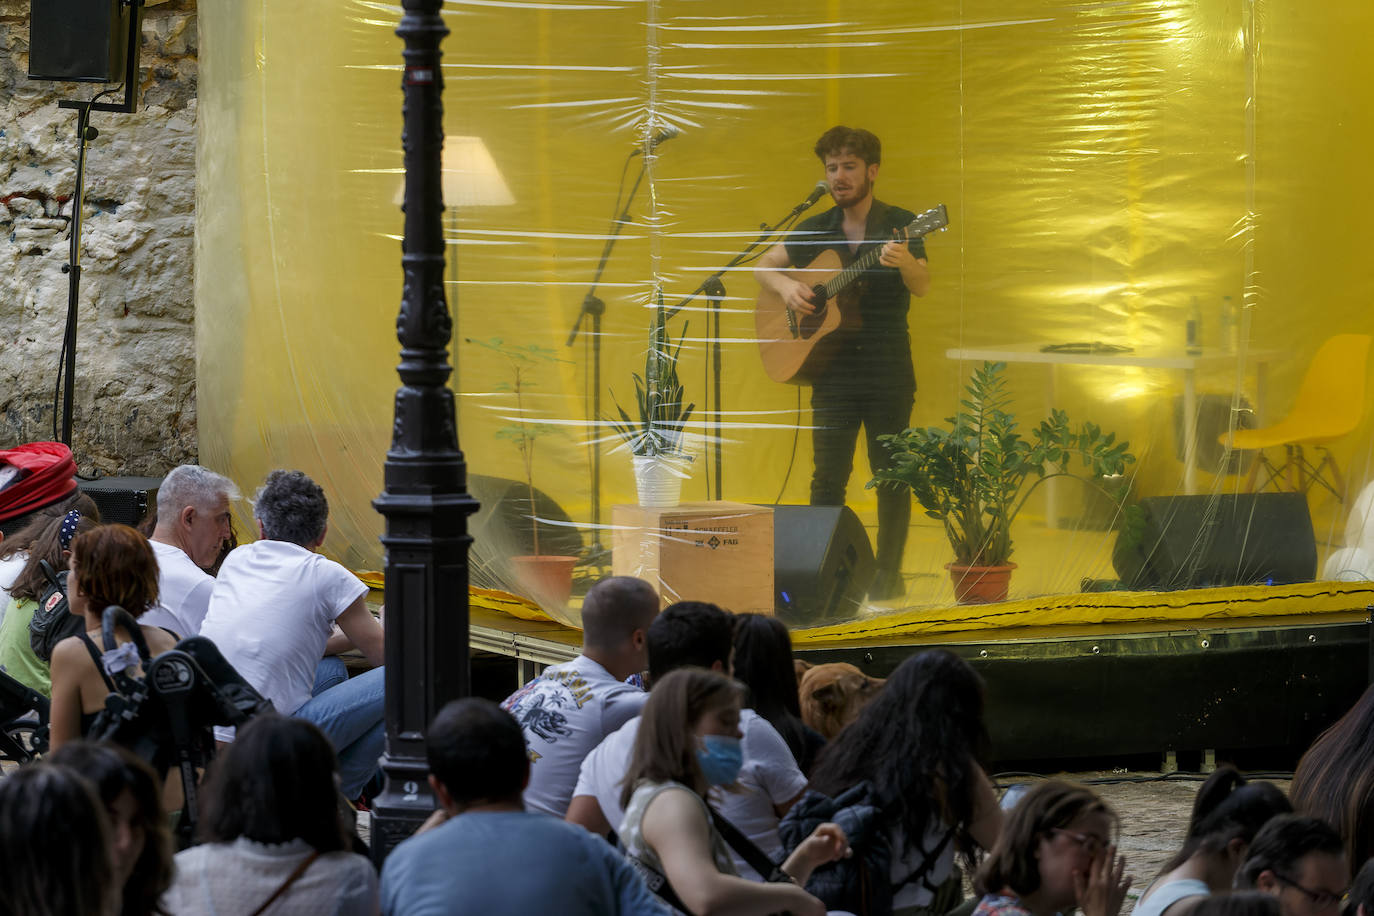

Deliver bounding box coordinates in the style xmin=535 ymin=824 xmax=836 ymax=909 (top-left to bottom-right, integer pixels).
xmin=393 ymin=135 xmax=514 ymax=208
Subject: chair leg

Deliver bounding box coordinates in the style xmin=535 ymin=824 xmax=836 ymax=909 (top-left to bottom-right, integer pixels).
xmin=1305 ymin=447 xmax=1346 ymax=502
xmin=1286 ymin=445 xmax=1301 ymax=493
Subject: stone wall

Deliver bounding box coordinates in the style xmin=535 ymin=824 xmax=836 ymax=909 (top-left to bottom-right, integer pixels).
xmin=0 ymin=0 xmax=197 ymax=477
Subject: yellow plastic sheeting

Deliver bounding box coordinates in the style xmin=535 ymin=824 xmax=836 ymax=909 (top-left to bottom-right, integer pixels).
xmin=197 ymin=1 xmax=1374 ymax=616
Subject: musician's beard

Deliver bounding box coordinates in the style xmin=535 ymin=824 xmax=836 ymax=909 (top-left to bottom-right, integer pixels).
xmin=831 ymin=175 xmax=872 ymax=209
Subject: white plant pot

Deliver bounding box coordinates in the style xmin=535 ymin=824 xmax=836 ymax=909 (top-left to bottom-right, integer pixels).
xmin=632 ymin=455 xmax=691 ymax=508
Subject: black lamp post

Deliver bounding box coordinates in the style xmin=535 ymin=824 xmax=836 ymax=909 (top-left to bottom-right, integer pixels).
xmin=370 ymin=0 xmax=479 ymax=864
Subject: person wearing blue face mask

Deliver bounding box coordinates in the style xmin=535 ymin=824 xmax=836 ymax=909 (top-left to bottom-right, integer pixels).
xmin=618 ymin=668 xmax=849 ymax=916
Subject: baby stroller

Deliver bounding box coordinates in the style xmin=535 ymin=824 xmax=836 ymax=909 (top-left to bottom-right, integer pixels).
xmin=0 ymin=668 xmax=49 ymax=764
xmin=87 ymin=605 xmax=274 ymax=846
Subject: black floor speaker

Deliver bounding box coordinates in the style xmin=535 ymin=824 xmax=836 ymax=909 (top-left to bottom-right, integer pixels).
xmin=767 ymin=505 xmax=874 ymax=626
xmin=1113 ymin=492 xmax=1316 ymax=589
xmin=28 ymin=0 xmax=130 ymax=82
xmin=78 ymin=476 xmax=162 ymax=528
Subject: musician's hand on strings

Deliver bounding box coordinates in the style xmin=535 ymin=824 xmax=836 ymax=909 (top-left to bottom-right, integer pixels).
xmin=783 ymin=279 xmax=818 ymax=314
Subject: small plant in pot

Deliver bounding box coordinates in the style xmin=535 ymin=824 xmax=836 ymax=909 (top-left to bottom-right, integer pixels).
xmin=870 ymin=361 xmax=1135 ymax=604
xmin=469 ymin=336 xmax=579 ymax=606
xmin=608 ymin=298 xmax=696 ymax=508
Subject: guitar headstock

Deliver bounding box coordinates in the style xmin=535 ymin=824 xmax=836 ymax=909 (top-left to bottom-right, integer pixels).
xmin=903 ymin=204 xmax=950 ymax=239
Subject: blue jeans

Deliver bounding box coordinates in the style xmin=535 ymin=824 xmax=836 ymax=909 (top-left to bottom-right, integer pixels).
xmin=293 ymin=665 xmax=385 ymax=799
xmin=313 ymin=656 xmax=348 ymax=696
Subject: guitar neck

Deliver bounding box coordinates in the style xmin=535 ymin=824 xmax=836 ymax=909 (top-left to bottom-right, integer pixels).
xmin=822 ymin=243 xmax=888 ymax=300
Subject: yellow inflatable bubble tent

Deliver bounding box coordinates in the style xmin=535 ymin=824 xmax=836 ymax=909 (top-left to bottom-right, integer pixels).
xmin=196 ymin=0 xmax=1374 ymax=628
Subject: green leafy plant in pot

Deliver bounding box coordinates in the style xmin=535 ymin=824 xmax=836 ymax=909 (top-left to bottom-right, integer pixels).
xmin=609 ymin=296 xmax=696 ymax=508
xmin=468 ymin=336 xmax=579 ymax=606
xmin=870 ymin=361 xmax=1135 ymax=604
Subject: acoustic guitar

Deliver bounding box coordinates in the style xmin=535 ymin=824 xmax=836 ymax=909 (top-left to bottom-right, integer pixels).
xmin=755 ymin=204 xmax=949 ymax=384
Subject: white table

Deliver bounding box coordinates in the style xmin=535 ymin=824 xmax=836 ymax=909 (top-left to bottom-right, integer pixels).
xmin=944 ymin=344 xmax=1278 ymax=526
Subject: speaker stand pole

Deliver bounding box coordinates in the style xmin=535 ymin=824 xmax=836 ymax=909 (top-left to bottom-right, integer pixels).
xmin=52 ymin=0 xmax=144 ymax=446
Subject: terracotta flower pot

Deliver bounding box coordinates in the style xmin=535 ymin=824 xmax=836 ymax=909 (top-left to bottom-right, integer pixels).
xmin=510 ymin=555 xmax=578 ymax=607
xmin=946 ymin=562 xmax=1017 ymax=604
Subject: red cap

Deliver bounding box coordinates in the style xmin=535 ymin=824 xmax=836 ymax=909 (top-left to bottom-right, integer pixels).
xmin=0 ymin=442 xmax=79 ymax=524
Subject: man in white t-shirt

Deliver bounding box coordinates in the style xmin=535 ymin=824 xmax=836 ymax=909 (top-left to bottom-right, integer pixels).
xmin=499 ymin=576 xmax=659 ymax=817
xmin=199 ymin=470 xmax=386 ymax=799
xmin=141 ymin=464 xmax=238 ymax=638
xmin=565 ymin=601 xmax=808 ymax=879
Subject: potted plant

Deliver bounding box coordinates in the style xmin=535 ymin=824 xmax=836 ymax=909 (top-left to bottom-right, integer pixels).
xmin=609 ymin=295 xmax=696 ymax=508
xmin=468 ymin=336 xmax=579 ymax=606
xmin=870 ymin=361 xmax=1135 ymax=604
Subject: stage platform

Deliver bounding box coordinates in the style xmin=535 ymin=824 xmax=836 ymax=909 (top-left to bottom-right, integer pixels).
xmin=452 ymin=580 xmax=1374 ymax=767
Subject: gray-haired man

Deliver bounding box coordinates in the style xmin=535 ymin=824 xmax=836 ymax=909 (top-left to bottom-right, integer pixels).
xmin=142 ymin=464 xmax=238 ymax=637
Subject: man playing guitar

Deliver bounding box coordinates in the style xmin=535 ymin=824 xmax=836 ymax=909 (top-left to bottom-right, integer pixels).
xmin=754 ymin=126 xmax=930 ymax=600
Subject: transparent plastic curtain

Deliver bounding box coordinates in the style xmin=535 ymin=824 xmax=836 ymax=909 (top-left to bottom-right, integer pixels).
xmin=197 ymin=0 xmax=1374 ymax=620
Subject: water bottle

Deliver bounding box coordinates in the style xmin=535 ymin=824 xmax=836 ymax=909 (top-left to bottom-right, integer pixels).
xmin=1186 ymin=296 xmax=1203 ymax=354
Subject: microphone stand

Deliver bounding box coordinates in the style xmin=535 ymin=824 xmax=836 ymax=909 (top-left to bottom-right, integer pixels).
xmin=665 ymin=192 xmax=822 ymax=500
xmin=567 ymin=148 xmax=651 ymax=568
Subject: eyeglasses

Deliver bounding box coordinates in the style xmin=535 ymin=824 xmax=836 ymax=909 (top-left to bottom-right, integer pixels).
xmin=1051 ymin=828 xmax=1108 ymax=857
xmin=1273 ymin=873 xmax=1347 ymax=912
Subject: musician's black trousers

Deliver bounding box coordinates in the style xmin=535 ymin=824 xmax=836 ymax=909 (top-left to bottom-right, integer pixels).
xmin=809 ymin=384 xmax=913 ymax=583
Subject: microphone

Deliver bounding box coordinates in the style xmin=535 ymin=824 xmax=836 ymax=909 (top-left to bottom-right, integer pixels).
xmin=642 ymin=126 xmax=680 ymax=155
xmin=801 ymin=180 xmax=829 ymax=209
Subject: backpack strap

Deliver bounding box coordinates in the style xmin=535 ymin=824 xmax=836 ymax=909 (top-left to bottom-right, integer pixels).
xmin=707 ymin=804 xmax=793 ymax=884
xmin=892 ymin=827 xmax=955 ymax=896
xmin=618 ymin=845 xmax=692 ymax=913
xmin=38 ymin=559 xmax=62 ymax=591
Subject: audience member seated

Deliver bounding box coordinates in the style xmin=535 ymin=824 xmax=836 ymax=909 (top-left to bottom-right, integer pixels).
xmin=380 ymin=697 xmax=670 ymax=916
xmin=569 ymin=600 xmax=811 ymax=882
xmin=0 ymin=492 xmax=99 ymax=628
xmin=163 ymin=713 xmax=379 ymax=915
xmin=199 ymin=470 xmax=385 ymax=800
xmin=617 ymin=667 xmax=848 ymax=916
xmin=49 ymin=525 xmax=179 ymax=750
xmin=0 ymin=762 xmax=122 ymax=916
xmin=141 ymin=465 xmax=238 ymax=638
xmin=972 ymin=780 xmax=1130 ymax=916
xmin=1191 ymin=892 xmax=1282 ymax=916
xmin=732 ymin=613 xmax=826 ymax=774
xmin=50 ymin=740 xmax=174 ymax=916
xmin=806 ymin=650 xmax=1004 ymax=915
xmin=1235 ymin=816 xmax=1349 ymax=916
xmin=500 ymin=575 xmax=659 ymax=817
xmin=0 ymin=507 xmax=99 ymax=694
xmin=1135 ymin=767 xmax=1291 ymax=916
xmin=1292 ymin=684 xmax=1374 ymax=867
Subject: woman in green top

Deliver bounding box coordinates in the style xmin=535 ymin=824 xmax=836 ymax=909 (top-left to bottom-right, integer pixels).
xmin=0 ymin=508 xmax=99 ymax=694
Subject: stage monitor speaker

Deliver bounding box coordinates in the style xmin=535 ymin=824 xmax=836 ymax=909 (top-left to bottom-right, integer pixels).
xmin=767 ymin=505 xmax=874 ymax=626
xmin=77 ymin=476 xmax=162 ymax=528
xmin=1113 ymin=492 xmax=1316 ymax=589
xmin=28 ymin=0 xmax=130 ymax=82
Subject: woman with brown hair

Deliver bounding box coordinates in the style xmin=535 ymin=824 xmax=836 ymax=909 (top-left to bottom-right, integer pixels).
xmin=0 ymin=506 xmax=100 ymax=693
xmin=48 ymin=524 xmax=179 ymax=749
xmin=618 ymin=667 xmax=849 ymax=916
xmin=972 ymin=780 xmax=1131 ymax=916
xmin=1291 ymin=684 xmax=1374 ymax=867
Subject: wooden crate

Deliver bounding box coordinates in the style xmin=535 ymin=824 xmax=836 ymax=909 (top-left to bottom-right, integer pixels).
xmin=612 ymin=502 xmax=774 ymax=614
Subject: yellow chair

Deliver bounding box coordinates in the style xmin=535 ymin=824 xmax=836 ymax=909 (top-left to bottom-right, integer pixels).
xmin=1219 ymin=333 xmax=1372 ymax=501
